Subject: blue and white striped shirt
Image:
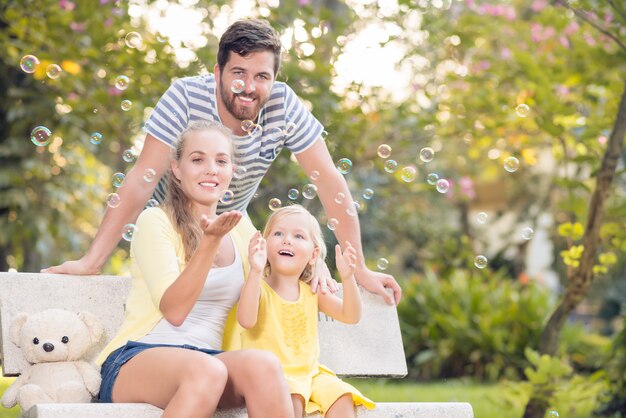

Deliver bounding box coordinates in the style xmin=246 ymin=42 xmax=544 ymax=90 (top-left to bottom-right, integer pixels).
xmin=146 ymin=74 xmax=324 ymax=213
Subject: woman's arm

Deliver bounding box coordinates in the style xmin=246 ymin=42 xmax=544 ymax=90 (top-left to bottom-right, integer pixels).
xmin=237 ymin=232 xmax=266 ymax=329
xmin=159 ymin=211 xmax=242 ymax=326
xmin=318 ymin=242 xmax=362 ymax=324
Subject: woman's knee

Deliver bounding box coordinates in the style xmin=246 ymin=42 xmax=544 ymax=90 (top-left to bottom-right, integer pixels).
xmin=187 ymin=356 xmax=228 ymax=386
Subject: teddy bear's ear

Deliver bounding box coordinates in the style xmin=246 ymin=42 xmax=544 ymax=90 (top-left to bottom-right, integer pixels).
xmin=9 ymin=313 xmax=29 ymax=347
xmin=78 ymin=311 xmax=103 ymax=344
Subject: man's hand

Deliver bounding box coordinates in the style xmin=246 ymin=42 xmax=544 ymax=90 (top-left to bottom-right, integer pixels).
xmin=355 ymin=267 xmax=402 ymax=305
xmin=41 ymin=258 xmax=101 ymax=275
xmin=310 ymin=258 xmax=339 ymax=295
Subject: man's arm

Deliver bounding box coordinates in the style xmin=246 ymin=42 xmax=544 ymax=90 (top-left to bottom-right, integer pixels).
xmin=295 ymin=139 xmax=402 ymax=305
xmin=42 ymin=135 xmax=173 ymax=275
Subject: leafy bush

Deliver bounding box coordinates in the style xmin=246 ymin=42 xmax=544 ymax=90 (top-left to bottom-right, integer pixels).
xmin=399 ymin=267 xmax=552 ymax=381
xmin=594 ymin=314 xmax=626 ymax=418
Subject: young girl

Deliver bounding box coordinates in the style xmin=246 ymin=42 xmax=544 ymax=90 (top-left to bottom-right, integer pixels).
xmin=96 ymin=121 xmax=293 ymax=418
xmin=237 ymin=205 xmax=375 ymax=417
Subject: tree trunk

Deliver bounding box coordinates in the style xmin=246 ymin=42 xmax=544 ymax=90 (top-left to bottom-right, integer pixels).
xmin=522 ymin=80 xmax=626 ymax=418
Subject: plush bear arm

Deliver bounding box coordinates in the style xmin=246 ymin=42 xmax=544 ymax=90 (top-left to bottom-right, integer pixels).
xmin=75 ymin=361 xmax=102 ymax=396
xmin=1 ymin=372 xmax=28 ymax=408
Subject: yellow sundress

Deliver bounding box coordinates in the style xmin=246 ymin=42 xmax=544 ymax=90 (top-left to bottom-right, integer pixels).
xmin=240 ymin=280 xmax=375 ymax=415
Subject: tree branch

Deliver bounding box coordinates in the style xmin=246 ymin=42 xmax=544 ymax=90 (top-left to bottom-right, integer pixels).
xmin=554 ymin=0 xmax=626 ymax=54
xmin=606 ymin=0 xmax=626 ymax=25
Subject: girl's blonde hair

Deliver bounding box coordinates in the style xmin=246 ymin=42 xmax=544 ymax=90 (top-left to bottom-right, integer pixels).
xmin=163 ymin=120 xmax=233 ymax=261
xmin=261 ymin=205 xmax=327 ymax=282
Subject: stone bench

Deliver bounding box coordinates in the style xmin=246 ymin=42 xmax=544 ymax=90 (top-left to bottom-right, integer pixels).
xmin=0 ymin=272 xmax=474 ymax=418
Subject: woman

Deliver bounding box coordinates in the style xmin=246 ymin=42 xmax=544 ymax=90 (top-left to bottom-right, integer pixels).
xmin=96 ymin=121 xmax=293 ymax=418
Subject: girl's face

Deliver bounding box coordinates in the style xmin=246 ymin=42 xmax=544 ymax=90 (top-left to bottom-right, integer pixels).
xmin=171 ymin=129 xmax=234 ymax=210
xmin=266 ymin=213 xmax=319 ymax=278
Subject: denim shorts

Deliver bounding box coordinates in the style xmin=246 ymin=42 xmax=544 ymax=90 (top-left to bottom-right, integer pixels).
xmin=98 ymin=340 xmax=222 ymax=403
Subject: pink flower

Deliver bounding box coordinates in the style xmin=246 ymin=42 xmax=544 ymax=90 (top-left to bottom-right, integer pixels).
xmin=531 ymin=0 xmax=548 ymax=12
xmin=564 ymin=21 xmax=579 ymax=35
xmin=107 ymin=86 xmax=123 ymax=96
xmin=559 ymin=36 xmax=570 ymax=48
xmin=70 ymin=21 xmax=87 ymax=32
xmin=298 ymin=0 xmax=310 ymax=4
xmin=59 ymin=0 xmax=75 ymax=11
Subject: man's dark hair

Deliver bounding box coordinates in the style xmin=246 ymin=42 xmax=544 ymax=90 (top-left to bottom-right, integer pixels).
xmin=217 ymin=19 xmax=282 ymax=76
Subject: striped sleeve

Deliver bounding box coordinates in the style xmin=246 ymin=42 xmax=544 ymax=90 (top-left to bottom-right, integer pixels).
xmin=282 ymin=84 xmax=324 ymax=154
xmin=145 ymin=78 xmax=191 ymax=148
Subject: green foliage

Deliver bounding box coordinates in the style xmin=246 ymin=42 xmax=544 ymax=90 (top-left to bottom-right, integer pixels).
xmin=594 ymin=315 xmax=626 ymax=417
xmin=499 ymin=349 xmax=609 ymax=418
xmin=398 ymin=265 xmax=552 ymax=381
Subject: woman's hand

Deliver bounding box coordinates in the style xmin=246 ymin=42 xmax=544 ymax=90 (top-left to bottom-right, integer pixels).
xmin=335 ymin=241 xmax=357 ymax=281
xmin=200 ymin=210 xmax=242 ymax=238
xmin=248 ymin=231 xmax=267 ymax=273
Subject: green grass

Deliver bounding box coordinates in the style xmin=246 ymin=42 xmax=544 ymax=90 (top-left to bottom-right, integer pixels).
xmin=348 ymin=377 xmax=527 ymax=418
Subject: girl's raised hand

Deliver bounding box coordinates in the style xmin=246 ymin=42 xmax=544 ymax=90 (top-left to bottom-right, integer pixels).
xmin=335 ymin=241 xmax=357 ymax=281
xmin=200 ymin=210 xmax=242 ymax=238
xmin=248 ymin=231 xmax=267 ymax=272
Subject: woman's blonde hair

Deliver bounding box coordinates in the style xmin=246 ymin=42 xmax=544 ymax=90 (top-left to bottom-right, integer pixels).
xmin=163 ymin=120 xmax=233 ymax=261
xmin=261 ymin=205 xmax=327 ymax=282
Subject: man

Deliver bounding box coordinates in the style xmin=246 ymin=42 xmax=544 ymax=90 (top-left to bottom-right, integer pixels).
xmin=44 ymin=19 xmax=401 ymax=305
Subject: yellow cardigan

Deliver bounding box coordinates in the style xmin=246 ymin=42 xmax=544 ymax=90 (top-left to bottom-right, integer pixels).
xmin=96 ymin=207 xmax=255 ymax=365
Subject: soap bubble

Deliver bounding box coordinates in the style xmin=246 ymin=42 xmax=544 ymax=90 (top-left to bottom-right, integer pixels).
xmin=112 ymin=172 xmax=126 ymax=188
xmin=121 ymin=223 xmax=137 ymax=241
xmin=376 ymin=258 xmax=389 ymax=270
xmin=46 ymin=64 xmax=62 ymax=79
xmin=115 ymin=75 xmax=129 ymax=90
xmin=284 ymin=121 xmax=297 ymax=136
xmin=384 ymin=160 xmax=398 ymax=173
xmin=20 ymin=55 xmax=39 ymax=73
xmin=419 ymin=147 xmax=434 ymax=162
xmin=310 ymin=170 xmax=320 ymax=181
xmin=121 ymin=100 xmax=132 ymax=111
xmin=521 ymin=227 xmax=534 ymax=240
xmin=267 ymin=126 xmax=283 ymax=140
xmin=90 ymin=132 xmax=103 ymax=145
xmin=327 ymin=218 xmax=339 ymax=231
xmin=268 ymin=198 xmax=282 ymax=211
xmin=288 ymin=188 xmax=300 ymax=200
xmin=436 ymin=179 xmax=450 ymax=193
xmin=334 ymin=192 xmax=346 ymax=204
xmin=546 ymin=411 xmax=559 ymax=418
xmin=234 ymin=166 xmax=247 ymax=179
xmin=122 ymin=149 xmax=136 ymax=163
xmin=515 ymin=104 xmax=530 ymax=117
xmin=476 ymin=212 xmax=488 ymax=224
xmin=220 ymin=190 xmax=235 ymax=204
xmin=302 ymin=184 xmax=317 ymax=199
xmin=427 ymin=173 xmax=439 ymax=185
xmin=241 ymin=120 xmax=255 ymax=133
xmin=231 ymin=79 xmax=245 ymax=93
xmin=143 ymin=168 xmax=157 ymax=182
xmin=124 ymin=32 xmax=143 ymax=49
xmin=504 ymin=156 xmax=520 ymax=173
xmin=347 ymin=201 xmax=360 ymax=217
xmin=30 ymin=126 xmax=52 ymax=146
xmin=336 ymin=158 xmax=352 ymax=174
xmin=362 ymin=188 xmax=374 ymax=200
xmin=474 ymin=255 xmax=488 ymax=269
xmin=377 ymin=144 xmax=392 ymax=159
xmin=401 ymin=166 xmax=417 ymax=182
xmin=106 ymin=193 xmax=121 ymax=208
xmin=145 ymin=198 xmax=159 ymax=208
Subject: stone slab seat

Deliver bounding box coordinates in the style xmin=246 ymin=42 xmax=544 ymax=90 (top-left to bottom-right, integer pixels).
xmin=0 ymin=272 xmax=474 ymax=418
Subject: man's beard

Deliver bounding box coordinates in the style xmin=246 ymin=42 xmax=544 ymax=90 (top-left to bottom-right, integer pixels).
xmin=219 ymin=79 xmax=266 ymax=122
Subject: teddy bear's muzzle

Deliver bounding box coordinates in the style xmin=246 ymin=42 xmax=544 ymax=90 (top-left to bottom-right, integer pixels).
xmin=43 ymin=342 xmax=55 ymax=352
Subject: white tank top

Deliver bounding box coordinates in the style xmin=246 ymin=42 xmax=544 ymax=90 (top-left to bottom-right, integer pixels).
xmin=139 ymin=237 xmax=243 ymax=349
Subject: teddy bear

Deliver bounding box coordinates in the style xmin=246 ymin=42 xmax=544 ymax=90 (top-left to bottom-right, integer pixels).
xmin=1 ymin=308 xmax=103 ymax=412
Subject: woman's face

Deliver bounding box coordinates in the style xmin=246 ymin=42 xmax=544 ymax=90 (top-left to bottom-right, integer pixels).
xmin=171 ymin=129 xmax=234 ymax=210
